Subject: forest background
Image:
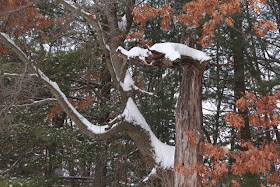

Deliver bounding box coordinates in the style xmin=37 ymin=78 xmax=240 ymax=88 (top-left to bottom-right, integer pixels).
xmin=0 ymin=0 xmax=279 ymax=186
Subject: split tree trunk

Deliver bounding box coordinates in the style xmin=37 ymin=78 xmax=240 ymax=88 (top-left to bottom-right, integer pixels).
xmin=174 ymin=64 xmax=204 ymax=186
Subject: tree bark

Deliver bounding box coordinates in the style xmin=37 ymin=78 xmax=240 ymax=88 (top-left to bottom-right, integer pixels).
xmin=174 ymin=65 xmax=204 ymax=186
xmin=93 ymin=145 xmax=108 ymax=187
xmin=231 ymin=17 xmax=251 ymax=141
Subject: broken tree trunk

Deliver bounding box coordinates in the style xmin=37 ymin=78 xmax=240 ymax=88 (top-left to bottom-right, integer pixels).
xmin=117 ymin=43 xmax=210 ymax=186
xmin=174 ymin=64 xmax=206 ymax=186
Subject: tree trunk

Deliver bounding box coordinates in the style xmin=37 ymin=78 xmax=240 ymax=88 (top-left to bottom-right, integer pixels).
xmin=93 ymin=145 xmax=108 ymax=187
xmin=174 ymin=65 xmax=204 ymax=186
xmin=231 ymin=17 xmax=251 ymax=141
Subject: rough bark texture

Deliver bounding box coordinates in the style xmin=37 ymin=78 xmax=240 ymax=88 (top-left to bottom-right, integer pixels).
xmin=231 ymin=18 xmax=251 ymax=141
xmin=125 ymin=123 xmax=157 ymax=168
xmin=174 ymin=65 xmax=204 ymax=187
xmin=93 ymin=146 xmax=108 ymax=187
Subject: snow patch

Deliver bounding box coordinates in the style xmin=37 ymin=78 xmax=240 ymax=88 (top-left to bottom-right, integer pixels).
xmin=118 ymin=15 xmax=127 ymax=31
xmin=43 ymin=44 xmax=50 ymax=52
xmin=202 ymin=100 xmax=217 ymax=115
xmin=117 ymin=42 xmax=211 ymax=63
xmin=117 ymin=46 xmax=151 ymax=62
xmin=143 ymin=168 xmax=157 ymax=182
xmin=122 ymin=98 xmax=175 ymax=169
xmin=106 ymin=44 xmax=110 ymax=51
xmin=150 ymin=42 xmax=211 ymax=62
xmin=120 ymin=71 xmax=135 ymax=91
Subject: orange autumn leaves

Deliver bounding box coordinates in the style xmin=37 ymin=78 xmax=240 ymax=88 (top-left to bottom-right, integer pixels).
xmin=133 ymin=3 xmax=173 ymax=30
xmin=46 ymin=96 xmax=94 ymax=120
xmin=225 ymin=92 xmax=280 ymax=130
xmin=183 ymin=92 xmax=280 ymax=186
xmin=202 ymin=142 xmax=279 ymax=186
xmin=254 ymin=19 xmax=277 ymax=37
xmin=217 ymin=92 xmax=280 ymax=186
xmin=130 ymin=3 xmax=172 ymax=43
xmin=132 ymin=0 xmax=277 ymax=46
xmin=224 ymin=112 xmax=245 ymax=131
xmin=0 ymin=0 xmax=51 ymax=37
xmin=231 ymin=142 xmax=278 ymax=177
xmin=177 ymin=140 xmax=279 ymax=186
xmin=178 ymin=0 xmax=242 ymax=45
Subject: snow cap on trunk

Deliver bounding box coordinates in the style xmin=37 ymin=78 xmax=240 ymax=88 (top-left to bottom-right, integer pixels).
xmin=150 ymin=42 xmax=211 ymax=62
xmin=117 ymin=42 xmax=210 ymax=63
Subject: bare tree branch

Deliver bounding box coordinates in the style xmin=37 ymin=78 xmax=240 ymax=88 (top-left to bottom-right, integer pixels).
xmin=0 ymin=154 xmax=24 ymax=176
xmin=0 ymin=1 xmax=35 ymax=16
xmin=1 ymin=73 xmax=37 ymax=77
xmin=10 ymin=98 xmax=57 ymax=108
xmin=57 ymin=0 xmax=119 ymax=87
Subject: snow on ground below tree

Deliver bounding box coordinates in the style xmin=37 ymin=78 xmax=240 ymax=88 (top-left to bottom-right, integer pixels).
xmin=122 ymin=98 xmax=175 ymax=169
xmin=117 ymin=42 xmax=210 ymax=63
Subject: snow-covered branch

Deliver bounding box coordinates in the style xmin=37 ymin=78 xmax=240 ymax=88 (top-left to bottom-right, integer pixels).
xmin=0 ymin=34 xmax=172 ymax=168
xmin=115 ymin=42 xmax=212 ymax=170
xmin=1 ymin=11 xmax=176 ymax=170
xmin=1 ymin=73 xmax=37 ymax=77
xmin=120 ymin=71 xmax=157 ymax=97
xmin=0 ymin=32 xmax=123 ymax=140
xmin=0 ymin=33 xmax=29 ymax=63
xmin=140 ymin=167 xmax=157 ymax=184
xmin=10 ymin=98 xmax=57 ymax=108
xmin=133 ymin=85 xmax=157 ymax=97
xmin=122 ymin=98 xmax=175 ymax=169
